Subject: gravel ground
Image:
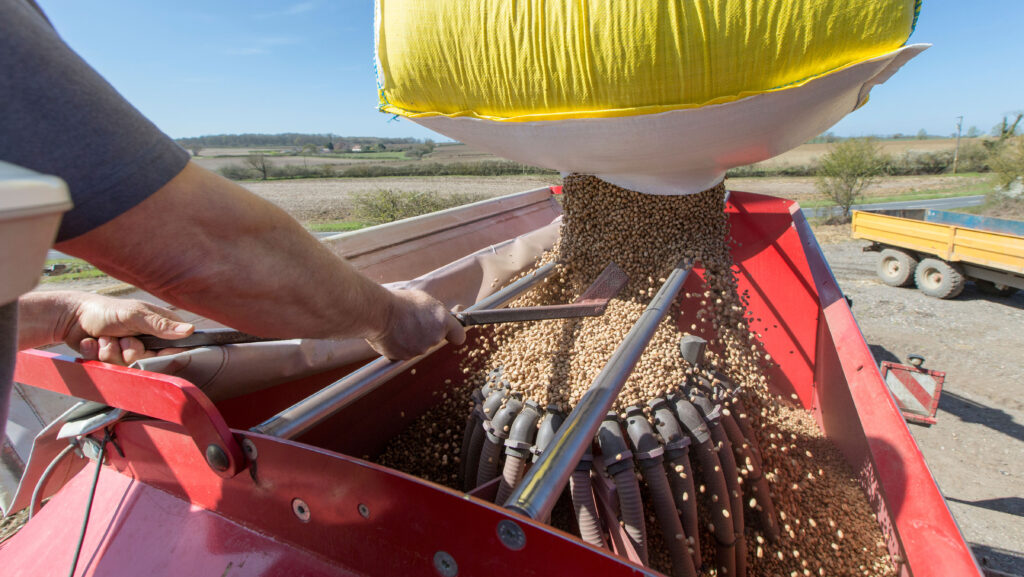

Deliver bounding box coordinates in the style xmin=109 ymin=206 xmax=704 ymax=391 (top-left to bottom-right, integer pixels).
xmin=819 ymin=234 xmax=1024 ymax=576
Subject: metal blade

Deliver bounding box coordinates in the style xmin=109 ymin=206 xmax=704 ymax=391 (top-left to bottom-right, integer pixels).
xmin=456 ymin=262 xmax=628 ymax=326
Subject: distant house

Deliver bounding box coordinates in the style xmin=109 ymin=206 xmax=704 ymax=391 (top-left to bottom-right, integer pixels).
xmin=350 ymin=145 xmax=362 ymax=152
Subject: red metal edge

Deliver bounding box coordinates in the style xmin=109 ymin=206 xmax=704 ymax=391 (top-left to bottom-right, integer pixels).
xmin=549 ymin=185 xmax=563 ymax=195
xmin=1 ymin=418 xmax=657 ymax=577
xmin=788 ymin=202 xmax=982 ymax=577
xmin=12 ymin=349 xmax=245 ymax=478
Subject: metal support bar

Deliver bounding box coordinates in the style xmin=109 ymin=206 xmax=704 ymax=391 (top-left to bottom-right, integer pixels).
xmin=251 ymin=262 xmax=558 ymax=439
xmin=503 ymin=262 xmax=692 ymax=520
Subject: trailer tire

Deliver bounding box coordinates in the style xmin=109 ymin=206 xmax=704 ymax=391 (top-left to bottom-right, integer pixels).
xmin=877 ymin=249 xmax=918 ymax=287
xmin=975 ymin=279 xmax=1018 ymax=298
xmin=914 ymin=258 xmax=965 ymax=299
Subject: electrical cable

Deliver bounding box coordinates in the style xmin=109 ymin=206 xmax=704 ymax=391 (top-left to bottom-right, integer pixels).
xmin=67 ymin=430 xmax=109 ymax=577
xmin=28 ymin=443 xmax=77 ymax=519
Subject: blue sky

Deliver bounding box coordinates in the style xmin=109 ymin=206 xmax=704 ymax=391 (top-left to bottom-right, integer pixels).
xmin=36 ymin=1 xmax=1024 ymax=141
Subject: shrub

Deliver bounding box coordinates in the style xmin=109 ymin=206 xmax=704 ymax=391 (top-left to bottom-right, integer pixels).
xmin=955 ymin=140 xmax=990 ymax=173
xmin=352 ymin=189 xmax=488 ymax=224
xmin=218 ymin=163 xmax=256 ymax=180
xmin=990 ymin=136 xmax=1024 ymax=191
xmin=816 ymin=138 xmax=887 ymax=219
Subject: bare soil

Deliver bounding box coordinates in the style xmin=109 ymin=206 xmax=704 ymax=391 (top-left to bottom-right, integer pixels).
xmin=239 ymin=175 xmax=560 ymax=222
xmin=818 ymin=230 xmax=1024 ymax=576
xmin=230 ymin=172 xmax=986 ymax=224
xmin=758 ymin=138 xmax=959 ymax=168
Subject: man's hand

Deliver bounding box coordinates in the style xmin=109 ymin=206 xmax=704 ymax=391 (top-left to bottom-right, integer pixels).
xmin=65 ymin=293 xmax=194 ymax=365
xmin=19 ymin=291 xmax=195 ymax=366
xmin=366 ymin=289 xmax=466 ymax=360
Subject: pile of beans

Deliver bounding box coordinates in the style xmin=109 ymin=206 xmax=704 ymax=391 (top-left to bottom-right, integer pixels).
xmin=378 ymin=175 xmax=895 ymax=576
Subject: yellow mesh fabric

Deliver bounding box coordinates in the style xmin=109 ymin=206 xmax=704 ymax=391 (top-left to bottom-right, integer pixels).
xmin=376 ymin=0 xmax=917 ymax=122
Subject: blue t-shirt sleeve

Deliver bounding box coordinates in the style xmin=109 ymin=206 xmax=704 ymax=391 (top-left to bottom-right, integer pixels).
xmin=0 ymin=0 xmax=190 ymax=241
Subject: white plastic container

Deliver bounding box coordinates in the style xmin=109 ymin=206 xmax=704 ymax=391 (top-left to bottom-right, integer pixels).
xmin=0 ymin=162 xmax=72 ymax=306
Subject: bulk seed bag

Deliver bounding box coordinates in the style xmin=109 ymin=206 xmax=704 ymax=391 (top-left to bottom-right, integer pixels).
xmin=375 ymin=0 xmax=927 ymax=195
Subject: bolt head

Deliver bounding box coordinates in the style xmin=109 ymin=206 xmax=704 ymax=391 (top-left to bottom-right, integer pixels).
xmin=205 ymin=444 xmax=229 ymax=471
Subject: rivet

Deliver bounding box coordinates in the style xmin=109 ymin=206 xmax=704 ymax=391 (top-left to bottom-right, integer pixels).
xmin=433 ymin=551 xmax=458 ymax=577
xmin=358 ymin=503 xmax=370 ymax=519
xmin=241 ymin=438 xmax=258 ymax=460
xmin=292 ymin=498 xmax=311 ymax=522
xmin=496 ymin=519 xmax=526 ymax=551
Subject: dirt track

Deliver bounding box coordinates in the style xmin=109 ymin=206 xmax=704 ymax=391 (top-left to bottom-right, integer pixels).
xmin=819 ymin=231 xmax=1024 ymax=575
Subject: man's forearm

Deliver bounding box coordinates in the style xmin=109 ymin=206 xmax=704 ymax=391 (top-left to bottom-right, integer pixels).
xmin=56 ymin=162 xmax=396 ymax=341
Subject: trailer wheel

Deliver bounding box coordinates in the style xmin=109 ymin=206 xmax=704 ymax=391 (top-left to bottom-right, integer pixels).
xmin=877 ymin=249 xmax=918 ymax=287
xmin=914 ymin=258 xmax=965 ymax=299
xmin=975 ymin=279 xmax=1019 ymax=298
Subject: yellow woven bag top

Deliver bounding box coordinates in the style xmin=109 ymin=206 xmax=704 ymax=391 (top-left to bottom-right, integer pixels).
xmin=376 ymin=0 xmax=920 ymax=122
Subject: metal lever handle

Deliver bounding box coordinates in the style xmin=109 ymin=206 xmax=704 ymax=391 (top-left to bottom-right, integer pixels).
xmin=138 ymin=329 xmax=275 ymax=350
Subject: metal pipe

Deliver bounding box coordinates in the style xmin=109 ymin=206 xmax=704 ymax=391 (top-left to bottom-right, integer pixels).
xmin=251 ymin=262 xmax=557 ymax=439
xmin=504 ymin=262 xmax=692 ymax=520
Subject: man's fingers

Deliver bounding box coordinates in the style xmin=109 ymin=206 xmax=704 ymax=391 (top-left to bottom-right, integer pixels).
xmin=97 ymin=336 xmax=126 ymax=366
xmin=134 ymin=309 xmax=194 ymax=340
xmin=79 ymin=338 xmax=100 ymax=360
xmin=444 ymin=314 xmax=466 ymax=346
xmin=119 ymin=337 xmax=150 ymax=364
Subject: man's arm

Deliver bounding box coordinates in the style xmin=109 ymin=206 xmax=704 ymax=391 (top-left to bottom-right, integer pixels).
xmin=56 ymin=162 xmax=465 ymax=359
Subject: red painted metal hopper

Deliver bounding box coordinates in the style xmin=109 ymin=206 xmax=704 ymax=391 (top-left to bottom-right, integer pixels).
xmin=0 ymin=189 xmax=981 ymax=576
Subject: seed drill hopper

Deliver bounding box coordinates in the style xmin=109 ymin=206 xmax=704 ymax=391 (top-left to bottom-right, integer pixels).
xmin=1 ymin=188 xmax=981 ymax=576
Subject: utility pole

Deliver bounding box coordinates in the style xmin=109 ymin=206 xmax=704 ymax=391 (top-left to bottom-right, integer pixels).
xmin=953 ymin=115 xmax=963 ymax=174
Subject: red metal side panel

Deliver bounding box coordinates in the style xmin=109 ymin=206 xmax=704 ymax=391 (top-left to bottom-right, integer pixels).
xmin=790 ymin=204 xmax=982 ymax=577
xmin=1 ymin=466 xmax=360 ymax=577
xmin=726 ymin=191 xmax=821 ymax=406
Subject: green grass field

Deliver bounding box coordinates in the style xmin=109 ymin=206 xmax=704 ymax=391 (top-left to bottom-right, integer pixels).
xmin=40 ymin=259 xmax=107 ymax=283
xmin=796 ymin=186 xmax=991 ymax=208
xmin=306 ymin=221 xmax=373 ymax=233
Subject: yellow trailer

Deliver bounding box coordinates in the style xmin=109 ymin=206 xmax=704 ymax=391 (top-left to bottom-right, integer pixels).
xmin=851 ymin=208 xmax=1024 ymax=299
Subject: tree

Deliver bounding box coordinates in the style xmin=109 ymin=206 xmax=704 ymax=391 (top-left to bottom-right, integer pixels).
xmin=244 ymin=154 xmax=272 ymax=180
xmin=916 ymin=128 xmax=929 ymax=140
xmin=991 ymin=114 xmax=1022 ymax=139
xmin=966 ymin=126 xmax=981 ymax=138
xmin=816 ymin=138 xmax=887 ymax=220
